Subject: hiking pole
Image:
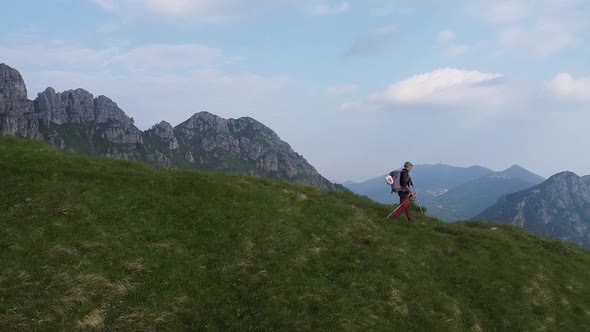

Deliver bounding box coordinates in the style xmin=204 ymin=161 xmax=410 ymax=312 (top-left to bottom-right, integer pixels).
xmin=385 ymin=203 xmax=404 ymax=219
xmin=411 ymin=183 xmax=425 ymax=215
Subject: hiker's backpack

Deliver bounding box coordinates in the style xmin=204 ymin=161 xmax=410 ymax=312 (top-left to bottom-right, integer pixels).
xmin=386 ymin=170 xmax=403 ymax=193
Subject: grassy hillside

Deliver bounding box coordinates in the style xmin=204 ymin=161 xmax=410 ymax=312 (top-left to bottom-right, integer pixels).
xmin=1 ymin=136 xmax=590 ymax=331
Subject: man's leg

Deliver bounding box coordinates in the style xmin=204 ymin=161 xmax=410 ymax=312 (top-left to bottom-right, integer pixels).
xmin=393 ymin=192 xmax=410 ymax=218
xmin=404 ymin=201 xmax=412 ymax=221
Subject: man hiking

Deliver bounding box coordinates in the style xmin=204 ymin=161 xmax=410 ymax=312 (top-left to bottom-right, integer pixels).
xmin=392 ymin=161 xmax=416 ymax=222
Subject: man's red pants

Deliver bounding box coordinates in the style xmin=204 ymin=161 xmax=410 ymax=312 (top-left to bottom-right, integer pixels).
xmin=393 ymin=192 xmax=411 ymax=220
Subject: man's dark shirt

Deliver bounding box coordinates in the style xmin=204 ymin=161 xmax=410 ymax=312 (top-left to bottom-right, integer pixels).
xmin=400 ymin=168 xmax=410 ymax=191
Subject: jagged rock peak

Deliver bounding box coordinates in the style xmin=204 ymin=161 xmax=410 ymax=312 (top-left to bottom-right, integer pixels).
xmin=181 ymin=111 xmax=229 ymax=132
xmin=0 ymin=63 xmax=28 ymax=101
xmin=189 ymin=111 xmax=220 ymax=120
xmin=229 ymin=115 xmax=272 ymax=130
xmin=33 ymin=87 xmax=134 ymax=126
xmin=34 ymin=87 xmax=94 ymax=124
xmin=149 ymin=120 xmax=178 ymax=150
xmin=548 ymin=171 xmax=579 ymax=181
xmin=182 ymin=112 xmax=287 ymax=153
xmin=152 ymin=120 xmax=174 ymax=132
xmin=95 ymin=95 xmax=132 ymax=125
xmin=0 ymin=63 xmax=39 ymax=138
xmin=187 ymin=112 xmax=271 ymax=130
xmin=186 ymin=111 xmax=272 ymax=128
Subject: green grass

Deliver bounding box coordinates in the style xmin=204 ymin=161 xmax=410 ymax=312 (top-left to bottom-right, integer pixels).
xmin=1 ymin=136 xmax=590 ymax=331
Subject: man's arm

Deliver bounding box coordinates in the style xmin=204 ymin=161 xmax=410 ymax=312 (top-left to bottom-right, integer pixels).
xmin=400 ymin=171 xmax=411 ymax=192
xmin=401 ymin=171 xmax=416 ymax=196
xmin=406 ymin=184 xmax=415 ymax=196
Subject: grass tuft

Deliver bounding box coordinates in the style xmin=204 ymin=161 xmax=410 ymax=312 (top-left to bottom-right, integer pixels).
xmin=75 ymin=309 xmax=105 ymax=331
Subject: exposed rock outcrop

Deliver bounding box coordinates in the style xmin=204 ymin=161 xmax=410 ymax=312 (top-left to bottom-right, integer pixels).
xmin=0 ymin=63 xmax=341 ymax=191
xmin=476 ymin=172 xmax=590 ymax=249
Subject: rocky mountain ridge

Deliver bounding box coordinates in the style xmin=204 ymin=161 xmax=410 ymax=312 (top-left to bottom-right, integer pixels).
xmin=0 ymin=63 xmax=340 ymax=190
xmin=476 ymin=171 xmax=590 ymax=249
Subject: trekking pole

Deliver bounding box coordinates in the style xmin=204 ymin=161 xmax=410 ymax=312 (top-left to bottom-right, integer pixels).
xmin=385 ymin=203 xmax=404 ymax=219
xmin=411 ymin=183 xmax=425 ymax=215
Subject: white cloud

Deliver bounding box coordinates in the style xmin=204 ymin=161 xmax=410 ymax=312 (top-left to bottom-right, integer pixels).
xmin=89 ymin=0 xmax=350 ymax=21
xmin=309 ymin=1 xmax=351 ymax=16
xmin=547 ymin=73 xmax=590 ymax=101
xmin=89 ymin=0 xmax=265 ymax=21
xmin=340 ymin=100 xmax=380 ymax=112
xmin=132 ymin=0 xmax=235 ymax=22
xmin=369 ymin=3 xmax=395 ymax=17
xmin=324 ymin=84 xmax=359 ymax=96
xmin=437 ymin=30 xmax=455 ymax=43
xmin=496 ymin=20 xmax=581 ymax=57
xmin=24 ymin=68 xmax=290 ymax=129
xmin=475 ymin=0 xmax=529 ymax=23
xmin=110 ymin=44 xmax=230 ymax=70
xmin=0 ymin=43 xmax=231 ymax=72
xmin=445 ymin=44 xmax=469 ymax=57
xmin=91 ymin=0 xmax=119 ymax=11
xmin=471 ymin=0 xmax=586 ymax=24
xmin=374 ymin=68 xmax=505 ymax=106
xmin=340 ymin=68 xmax=510 ymax=118
xmin=1 ymin=42 xmax=290 ymax=129
xmin=465 ymin=0 xmax=590 ymax=58
xmin=96 ymin=21 xmax=122 ymax=34
xmin=0 ymin=44 xmax=118 ymax=69
xmin=140 ymin=0 xmax=195 ymax=16
xmin=496 ymin=27 xmax=524 ymax=45
xmin=346 ymin=26 xmax=399 ymax=56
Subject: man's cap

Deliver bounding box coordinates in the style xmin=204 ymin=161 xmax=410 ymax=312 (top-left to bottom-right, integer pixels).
xmin=404 ymin=161 xmax=413 ymax=167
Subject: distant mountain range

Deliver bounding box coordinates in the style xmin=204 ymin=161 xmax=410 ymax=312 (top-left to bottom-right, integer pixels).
xmin=476 ymin=171 xmax=590 ymax=249
xmin=345 ymin=164 xmax=494 ymax=205
xmin=0 ymin=63 xmax=341 ymax=190
xmin=345 ymin=164 xmax=545 ymax=221
xmin=430 ymin=165 xmax=546 ymax=221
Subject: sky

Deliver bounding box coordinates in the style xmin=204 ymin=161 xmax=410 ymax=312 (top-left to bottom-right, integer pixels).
xmin=1 ymin=0 xmax=590 ymax=182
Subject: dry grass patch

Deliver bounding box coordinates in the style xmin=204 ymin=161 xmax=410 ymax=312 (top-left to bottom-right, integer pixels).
xmin=149 ymin=242 xmax=172 ymax=252
xmin=386 ymin=279 xmax=409 ymax=317
xmin=238 ymin=240 xmax=255 ymax=269
xmin=387 ymin=287 xmax=409 ymax=316
xmin=111 ymin=304 xmax=186 ymax=331
xmin=0 ymin=269 xmax=33 ymax=290
xmin=295 ymin=254 xmax=308 ymax=264
xmin=112 ymin=308 xmax=149 ymax=331
xmin=310 ymin=247 xmax=322 ymax=254
xmin=52 ymin=272 xmax=135 ymax=316
xmin=79 ymin=241 xmax=108 ymax=251
xmin=523 ymin=273 xmax=553 ymax=310
xmin=121 ymin=261 xmax=149 ymax=275
xmin=46 ymin=245 xmax=78 ymax=257
xmin=0 ymin=241 xmax=21 ymax=253
xmin=472 ymin=324 xmax=483 ymax=332
xmin=75 ymin=309 xmax=105 ymax=331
